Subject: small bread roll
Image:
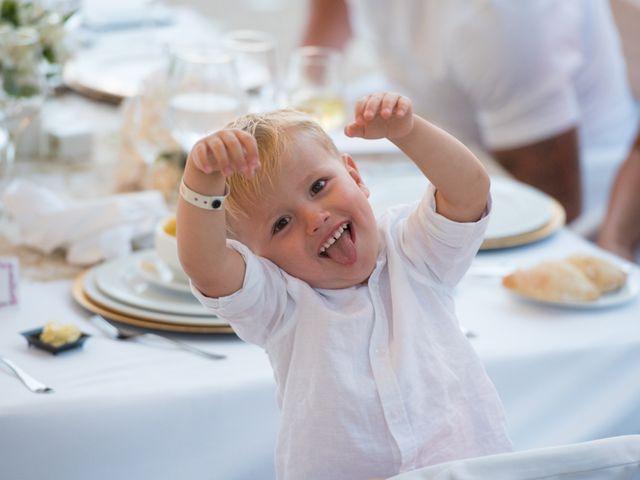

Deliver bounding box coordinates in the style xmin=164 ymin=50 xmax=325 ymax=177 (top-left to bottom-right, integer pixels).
xmin=566 ymin=255 xmax=627 ymax=293
xmin=502 ymin=260 xmax=601 ymax=302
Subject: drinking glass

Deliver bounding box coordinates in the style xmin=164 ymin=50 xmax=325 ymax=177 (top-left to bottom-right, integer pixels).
xmin=0 ymin=127 xmax=11 ymax=200
xmin=223 ymin=29 xmax=279 ymax=112
xmin=165 ymin=46 xmax=247 ymax=153
xmin=0 ymin=27 xmax=47 ymax=206
xmin=285 ymin=46 xmax=346 ymax=132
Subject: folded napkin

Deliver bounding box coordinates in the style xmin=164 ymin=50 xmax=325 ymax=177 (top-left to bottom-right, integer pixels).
xmin=2 ymin=180 xmax=169 ymax=266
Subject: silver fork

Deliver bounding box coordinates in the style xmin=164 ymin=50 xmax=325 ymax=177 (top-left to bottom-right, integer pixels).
xmin=0 ymin=356 xmax=55 ymax=394
xmin=89 ymin=315 xmax=226 ymax=360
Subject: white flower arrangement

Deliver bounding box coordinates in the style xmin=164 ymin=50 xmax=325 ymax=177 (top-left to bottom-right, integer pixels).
xmin=0 ymin=0 xmax=75 ymax=97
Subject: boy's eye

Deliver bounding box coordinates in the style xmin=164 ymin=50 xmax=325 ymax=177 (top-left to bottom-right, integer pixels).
xmin=272 ymin=216 xmax=290 ymax=234
xmin=310 ymin=179 xmax=327 ymax=195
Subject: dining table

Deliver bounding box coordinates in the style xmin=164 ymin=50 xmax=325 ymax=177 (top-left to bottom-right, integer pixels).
xmin=2 ymin=221 xmax=639 ymax=480
xmin=2 ymin=6 xmax=640 ymax=480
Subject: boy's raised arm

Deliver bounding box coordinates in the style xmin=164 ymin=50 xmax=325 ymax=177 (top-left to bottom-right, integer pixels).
xmin=176 ymin=129 xmax=261 ymax=298
xmin=345 ymin=92 xmax=490 ymax=223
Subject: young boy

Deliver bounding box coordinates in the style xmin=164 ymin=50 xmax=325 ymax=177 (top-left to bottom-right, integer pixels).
xmin=177 ymin=92 xmax=512 ymax=479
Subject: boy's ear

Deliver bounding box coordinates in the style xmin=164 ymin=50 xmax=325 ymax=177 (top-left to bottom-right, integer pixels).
xmin=341 ymin=153 xmax=370 ymax=198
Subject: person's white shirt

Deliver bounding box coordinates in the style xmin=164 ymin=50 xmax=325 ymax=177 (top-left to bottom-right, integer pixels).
xmin=193 ymin=187 xmax=512 ymax=480
xmin=347 ymin=0 xmax=639 ymax=227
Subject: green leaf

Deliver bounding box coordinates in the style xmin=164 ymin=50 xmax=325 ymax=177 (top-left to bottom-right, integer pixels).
xmin=4 ymin=81 xmax=40 ymax=97
xmin=1 ymin=1 xmax=19 ymax=26
xmin=62 ymin=9 xmax=78 ymax=23
xmin=156 ymin=150 xmax=188 ymax=169
xmin=42 ymin=45 xmax=55 ymax=63
xmin=2 ymin=68 xmax=41 ymax=97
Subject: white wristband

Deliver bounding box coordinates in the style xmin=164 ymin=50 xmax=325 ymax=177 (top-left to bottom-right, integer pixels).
xmin=179 ymin=179 xmax=229 ymax=210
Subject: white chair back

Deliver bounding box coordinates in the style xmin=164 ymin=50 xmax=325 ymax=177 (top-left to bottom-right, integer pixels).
xmin=388 ymin=435 xmax=640 ymax=480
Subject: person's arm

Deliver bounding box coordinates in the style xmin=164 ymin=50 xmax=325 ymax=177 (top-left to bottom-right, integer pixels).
xmin=176 ymin=129 xmax=260 ymax=298
xmin=597 ymin=133 xmax=640 ymax=261
xmin=345 ymin=92 xmax=490 ymax=223
xmin=490 ymin=128 xmax=582 ymax=222
xmin=301 ymin=0 xmax=352 ymax=50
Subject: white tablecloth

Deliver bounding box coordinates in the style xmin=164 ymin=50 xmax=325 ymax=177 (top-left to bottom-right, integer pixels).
xmin=460 ymin=231 xmax=640 ymax=450
xmin=1 ymin=229 xmax=639 ymax=480
xmin=0 ymin=281 xmax=279 ymax=480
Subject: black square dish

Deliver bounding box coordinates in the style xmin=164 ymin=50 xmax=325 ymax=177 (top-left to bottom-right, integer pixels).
xmin=21 ymin=328 xmax=90 ymax=355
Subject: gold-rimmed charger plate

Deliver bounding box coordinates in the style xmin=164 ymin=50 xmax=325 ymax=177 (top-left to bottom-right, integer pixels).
xmin=63 ymin=49 xmax=167 ymax=104
xmin=480 ymin=198 xmax=565 ymax=250
xmin=72 ymin=272 xmax=234 ymax=334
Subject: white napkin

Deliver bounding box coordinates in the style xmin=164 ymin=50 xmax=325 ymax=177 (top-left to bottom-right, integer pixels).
xmin=2 ymin=179 xmax=169 ymax=266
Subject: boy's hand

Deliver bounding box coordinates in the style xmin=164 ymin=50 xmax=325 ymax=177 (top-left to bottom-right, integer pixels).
xmin=344 ymin=92 xmax=414 ymax=140
xmin=188 ymin=129 xmax=260 ymax=178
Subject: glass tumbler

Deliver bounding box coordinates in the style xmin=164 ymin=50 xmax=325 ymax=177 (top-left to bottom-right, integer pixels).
xmin=223 ymin=29 xmax=279 ymax=112
xmin=0 ymin=26 xmax=47 ymax=184
xmin=165 ymin=46 xmax=247 ymax=153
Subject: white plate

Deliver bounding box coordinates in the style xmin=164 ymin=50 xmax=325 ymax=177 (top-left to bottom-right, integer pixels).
xmin=362 ymin=162 xmax=428 ymax=217
xmin=94 ymin=252 xmax=207 ymax=316
xmin=84 ymin=265 xmax=225 ymax=326
xmin=506 ymin=272 xmax=640 ymax=309
xmin=487 ymin=178 xmax=553 ymax=240
xmin=64 ymin=49 xmax=167 ymax=101
xmin=331 ymin=132 xmax=401 ymax=156
xmin=364 ymin=169 xmax=553 ymax=241
xmin=136 ymin=250 xmax=191 ymax=293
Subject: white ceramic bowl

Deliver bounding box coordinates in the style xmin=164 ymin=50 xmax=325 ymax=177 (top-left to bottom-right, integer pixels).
xmin=154 ymin=216 xmax=188 ymax=281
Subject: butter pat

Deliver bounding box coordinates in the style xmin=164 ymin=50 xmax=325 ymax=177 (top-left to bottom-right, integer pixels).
xmin=40 ymin=321 xmax=81 ymax=347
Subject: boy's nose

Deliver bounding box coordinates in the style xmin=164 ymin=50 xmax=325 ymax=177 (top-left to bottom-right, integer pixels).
xmin=303 ymin=207 xmax=330 ymax=234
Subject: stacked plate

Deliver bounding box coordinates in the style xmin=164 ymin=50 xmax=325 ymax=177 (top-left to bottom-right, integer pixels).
xmin=63 ymin=45 xmax=173 ymax=104
xmin=73 ymin=250 xmax=232 ymax=333
xmin=481 ymin=177 xmax=565 ymax=250
xmin=365 ymin=169 xmax=565 ymax=250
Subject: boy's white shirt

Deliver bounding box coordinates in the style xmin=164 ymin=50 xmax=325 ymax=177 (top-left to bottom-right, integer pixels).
xmin=192 ymin=185 xmax=512 ymax=479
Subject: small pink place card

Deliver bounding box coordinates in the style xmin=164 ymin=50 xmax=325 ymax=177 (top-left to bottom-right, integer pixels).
xmin=0 ymin=257 xmax=19 ymax=308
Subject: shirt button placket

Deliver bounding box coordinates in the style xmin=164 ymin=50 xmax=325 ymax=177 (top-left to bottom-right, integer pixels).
xmin=369 ymin=277 xmax=418 ymax=470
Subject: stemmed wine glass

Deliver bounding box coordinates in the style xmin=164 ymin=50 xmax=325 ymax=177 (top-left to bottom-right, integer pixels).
xmin=285 ymin=46 xmax=346 ymax=132
xmin=165 ymin=46 xmax=247 ymax=153
xmin=223 ymin=29 xmax=280 ymax=112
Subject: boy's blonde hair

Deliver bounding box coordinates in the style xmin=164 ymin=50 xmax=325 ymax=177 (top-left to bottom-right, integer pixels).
xmin=224 ymin=109 xmax=339 ymax=233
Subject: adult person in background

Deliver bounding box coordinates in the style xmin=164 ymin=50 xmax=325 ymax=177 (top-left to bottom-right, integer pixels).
xmin=301 ymin=0 xmax=639 ymax=229
xmin=598 ymin=132 xmax=640 ymax=261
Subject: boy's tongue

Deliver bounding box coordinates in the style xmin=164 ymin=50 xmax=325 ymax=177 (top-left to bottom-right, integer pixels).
xmin=325 ymin=231 xmax=357 ymax=265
